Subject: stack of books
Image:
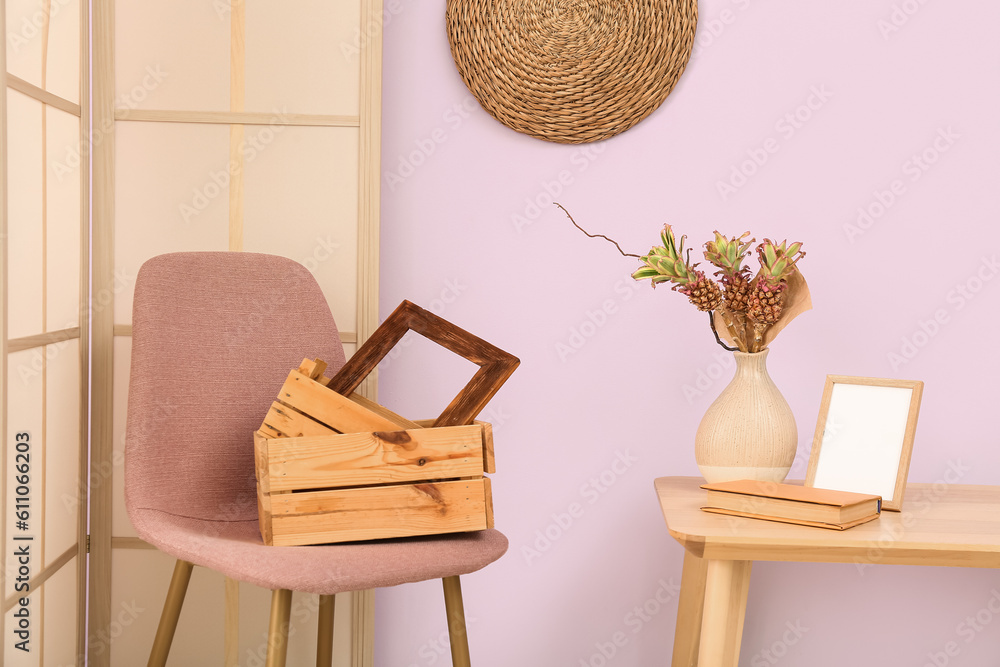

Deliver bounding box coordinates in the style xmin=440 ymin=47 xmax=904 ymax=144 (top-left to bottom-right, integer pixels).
xmin=700 ymin=480 xmax=881 ymax=530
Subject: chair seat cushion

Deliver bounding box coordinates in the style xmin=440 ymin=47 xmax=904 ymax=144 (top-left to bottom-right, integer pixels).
xmin=130 ymin=508 xmax=509 ymax=594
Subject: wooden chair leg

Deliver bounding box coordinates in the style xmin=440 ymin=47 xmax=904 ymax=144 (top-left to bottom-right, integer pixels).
xmin=265 ymin=589 xmax=293 ymax=667
xmin=225 ymin=578 xmax=240 ymax=667
xmin=442 ymin=576 xmax=472 ymax=667
xmin=148 ymin=559 xmax=194 ymax=667
xmin=316 ymin=594 xmax=336 ymax=667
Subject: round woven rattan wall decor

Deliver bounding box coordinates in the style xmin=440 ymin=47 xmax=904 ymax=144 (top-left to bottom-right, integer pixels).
xmin=445 ymin=0 xmax=699 ymax=144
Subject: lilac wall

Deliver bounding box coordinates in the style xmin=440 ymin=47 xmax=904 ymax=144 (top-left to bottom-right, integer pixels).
xmin=375 ymin=1 xmax=1000 ymax=665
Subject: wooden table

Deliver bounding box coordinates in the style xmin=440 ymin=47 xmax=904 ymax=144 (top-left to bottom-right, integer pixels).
xmin=655 ymin=476 xmax=1000 ymax=667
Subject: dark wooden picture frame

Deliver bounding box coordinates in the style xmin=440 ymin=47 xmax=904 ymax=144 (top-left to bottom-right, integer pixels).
xmin=327 ymin=300 xmax=520 ymax=427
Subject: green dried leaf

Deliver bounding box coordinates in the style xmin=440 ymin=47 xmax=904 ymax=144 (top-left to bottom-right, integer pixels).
xmin=632 ymin=267 xmax=659 ymax=280
xmin=764 ymin=244 xmax=778 ymax=266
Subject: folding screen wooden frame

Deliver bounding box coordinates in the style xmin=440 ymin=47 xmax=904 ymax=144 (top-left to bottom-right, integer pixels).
xmin=89 ymin=1 xmax=384 ymax=665
xmin=1 ymin=19 xmax=6 ymax=661
xmin=1 ymin=0 xmax=91 ymax=662
xmin=0 ymin=0 xmax=90 ymax=656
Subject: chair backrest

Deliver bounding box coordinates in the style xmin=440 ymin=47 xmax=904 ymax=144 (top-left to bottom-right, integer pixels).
xmin=125 ymin=252 xmax=346 ymax=524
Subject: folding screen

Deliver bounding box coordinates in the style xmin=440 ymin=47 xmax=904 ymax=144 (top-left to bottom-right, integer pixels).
xmin=89 ymin=1 xmax=382 ymax=665
xmin=1 ymin=0 xmax=89 ymax=665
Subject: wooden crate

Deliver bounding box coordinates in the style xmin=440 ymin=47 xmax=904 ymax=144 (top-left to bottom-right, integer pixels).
xmin=253 ymin=360 xmax=497 ymax=546
xmin=254 ymin=423 xmax=495 ymax=546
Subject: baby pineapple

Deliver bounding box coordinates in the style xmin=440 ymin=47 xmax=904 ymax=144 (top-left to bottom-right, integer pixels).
xmin=633 ymin=225 xmax=723 ymax=311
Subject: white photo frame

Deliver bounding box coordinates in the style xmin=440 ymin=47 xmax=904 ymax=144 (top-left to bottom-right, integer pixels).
xmin=805 ymin=376 xmax=923 ymax=511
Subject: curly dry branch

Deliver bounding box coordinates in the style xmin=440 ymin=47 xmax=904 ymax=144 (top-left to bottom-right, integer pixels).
xmin=709 ymin=311 xmax=739 ymax=352
xmin=555 ymin=202 xmax=641 ymax=258
xmin=558 ymin=203 xmax=749 ymax=353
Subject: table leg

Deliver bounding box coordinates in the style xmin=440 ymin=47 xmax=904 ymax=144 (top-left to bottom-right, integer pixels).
xmin=697 ymin=560 xmax=752 ymax=667
xmin=671 ymin=550 xmax=708 ymax=667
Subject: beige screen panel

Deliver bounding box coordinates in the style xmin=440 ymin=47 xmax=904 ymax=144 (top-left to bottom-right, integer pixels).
xmin=109 ymin=549 xmax=225 ymax=667
xmin=42 ymin=557 xmax=78 ymax=666
xmin=5 ymin=0 xmax=44 ymax=88
xmin=114 ymin=0 xmax=229 ymax=112
xmin=102 ymin=0 xmax=382 ymax=663
xmin=113 ymin=121 xmax=230 ymax=323
xmin=45 ymin=107 xmax=80 ymax=331
xmin=5 ymin=0 xmax=80 ymax=102
xmin=43 ymin=339 xmax=80 ymax=567
xmin=4 ymin=350 xmax=43 ymax=600
xmin=110 ymin=337 xmax=133 ymax=537
xmin=242 ymin=125 xmax=359 ymax=333
xmin=244 ymin=1 xmax=360 ymax=116
xmin=42 ymin=0 xmax=80 ymax=104
xmin=3 ymin=586 xmax=41 ymax=666
xmin=5 ymin=89 xmax=44 ymax=340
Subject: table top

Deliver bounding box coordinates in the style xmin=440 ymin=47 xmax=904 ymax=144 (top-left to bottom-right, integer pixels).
xmin=655 ymin=476 xmax=1000 ymax=568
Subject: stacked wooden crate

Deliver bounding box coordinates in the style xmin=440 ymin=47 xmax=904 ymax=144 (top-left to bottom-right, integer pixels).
xmin=254 ymin=358 xmax=496 ymax=546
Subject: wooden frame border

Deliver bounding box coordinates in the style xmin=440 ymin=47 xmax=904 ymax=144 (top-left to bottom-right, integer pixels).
xmin=351 ymin=0 xmax=383 ymax=654
xmin=39 ymin=10 xmax=51 ymax=657
xmin=89 ymin=0 xmax=116 ymax=664
xmin=355 ymin=0 xmax=383 ymax=405
xmin=228 ymin=0 xmax=245 ymax=254
xmin=111 ymin=323 xmax=356 ymax=344
xmin=328 ymin=300 xmax=519 ymax=428
xmin=1 ymin=544 xmax=77 ymax=613
xmin=0 ymin=0 xmax=9 ymax=658
xmin=114 ymin=108 xmax=358 ymax=127
xmin=805 ymin=375 xmax=924 ymax=512
xmin=224 ymin=7 xmax=246 ymax=660
xmin=77 ymin=1 xmax=92 ymax=657
xmin=7 ymin=327 xmax=81 ymax=352
xmin=7 ymin=74 xmax=82 ymax=116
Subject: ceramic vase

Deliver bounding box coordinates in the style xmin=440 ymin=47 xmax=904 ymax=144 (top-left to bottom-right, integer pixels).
xmin=694 ymin=349 xmax=797 ymax=483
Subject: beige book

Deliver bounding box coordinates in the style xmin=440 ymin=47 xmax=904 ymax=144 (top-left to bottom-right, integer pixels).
xmin=700 ymin=479 xmax=881 ymax=529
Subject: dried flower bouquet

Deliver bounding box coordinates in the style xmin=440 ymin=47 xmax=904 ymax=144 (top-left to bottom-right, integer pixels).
xmin=559 ymin=204 xmax=811 ymax=352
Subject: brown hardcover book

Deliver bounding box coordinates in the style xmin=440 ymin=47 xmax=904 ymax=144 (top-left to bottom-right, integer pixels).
xmin=700 ymin=480 xmax=881 ymax=530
